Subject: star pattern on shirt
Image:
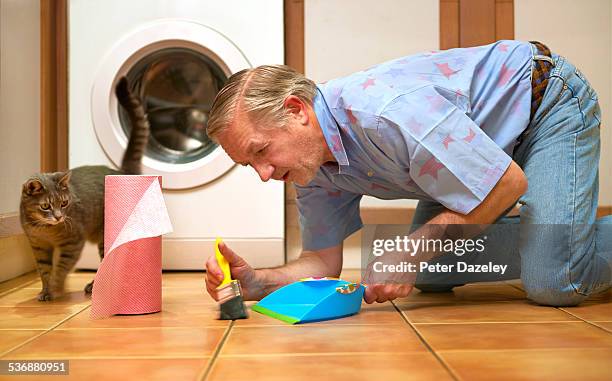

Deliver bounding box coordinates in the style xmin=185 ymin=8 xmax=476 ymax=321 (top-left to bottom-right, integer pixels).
xmin=481 ymin=166 xmax=505 ymax=186
xmin=463 ymin=128 xmax=476 ymax=143
xmin=497 ymin=43 xmax=509 ymax=52
xmin=406 ymin=116 xmax=425 ymax=135
xmin=418 ymin=156 xmax=445 ymax=179
xmin=435 ymin=62 xmax=459 ymax=79
xmin=361 ymin=77 xmax=376 ymax=90
xmin=426 ymin=94 xmax=446 ymax=113
xmin=442 ymin=134 xmax=456 ymax=149
xmin=330 ymin=134 xmax=343 ymax=152
xmin=497 ymin=63 xmax=517 ymax=87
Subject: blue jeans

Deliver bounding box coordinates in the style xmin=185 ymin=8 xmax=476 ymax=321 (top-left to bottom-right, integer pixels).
xmin=412 ymin=48 xmax=612 ymax=306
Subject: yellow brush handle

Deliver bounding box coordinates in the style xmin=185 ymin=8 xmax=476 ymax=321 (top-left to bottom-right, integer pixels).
xmin=215 ymin=237 xmax=232 ymax=287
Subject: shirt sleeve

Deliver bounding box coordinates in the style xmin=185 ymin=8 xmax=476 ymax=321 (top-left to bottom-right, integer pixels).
xmin=377 ymin=85 xmax=512 ymax=214
xmin=294 ymin=183 xmax=363 ymax=251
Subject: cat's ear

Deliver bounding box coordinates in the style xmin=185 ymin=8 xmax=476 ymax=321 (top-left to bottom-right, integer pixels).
xmin=58 ymin=171 xmax=72 ymax=189
xmin=23 ymin=178 xmax=43 ymax=196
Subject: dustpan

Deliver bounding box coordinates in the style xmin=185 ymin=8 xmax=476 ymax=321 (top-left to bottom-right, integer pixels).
xmin=251 ymin=277 xmax=365 ymax=324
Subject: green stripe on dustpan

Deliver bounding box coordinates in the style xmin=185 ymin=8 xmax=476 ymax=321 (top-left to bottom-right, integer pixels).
xmin=251 ymin=304 xmax=301 ymax=324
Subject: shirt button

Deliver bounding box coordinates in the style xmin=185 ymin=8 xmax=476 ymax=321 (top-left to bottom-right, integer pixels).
xmin=367 ymin=170 xmax=374 ymax=177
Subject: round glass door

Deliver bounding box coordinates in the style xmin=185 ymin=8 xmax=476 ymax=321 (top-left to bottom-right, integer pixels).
xmin=91 ymin=20 xmax=251 ymax=189
xmin=119 ymin=48 xmax=227 ymax=164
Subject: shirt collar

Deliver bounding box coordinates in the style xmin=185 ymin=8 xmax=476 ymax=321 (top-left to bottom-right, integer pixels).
xmin=313 ymin=87 xmax=350 ymax=168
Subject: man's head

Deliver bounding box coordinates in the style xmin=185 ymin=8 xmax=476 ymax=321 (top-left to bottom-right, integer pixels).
xmin=207 ymin=65 xmax=334 ymax=186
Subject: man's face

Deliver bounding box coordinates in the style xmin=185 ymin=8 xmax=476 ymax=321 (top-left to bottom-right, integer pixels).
xmin=217 ymin=98 xmax=331 ymax=186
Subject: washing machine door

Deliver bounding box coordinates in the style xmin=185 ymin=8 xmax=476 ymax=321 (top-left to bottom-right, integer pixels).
xmin=92 ymin=20 xmax=250 ymax=189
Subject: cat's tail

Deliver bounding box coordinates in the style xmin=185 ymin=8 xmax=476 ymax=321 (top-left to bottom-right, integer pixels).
xmin=115 ymin=76 xmax=150 ymax=175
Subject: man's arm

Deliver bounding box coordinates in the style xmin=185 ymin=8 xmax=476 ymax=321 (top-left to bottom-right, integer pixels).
xmin=363 ymin=160 xmax=528 ymax=303
xmin=205 ymin=242 xmax=343 ymax=301
xmin=254 ymin=244 xmax=344 ymax=297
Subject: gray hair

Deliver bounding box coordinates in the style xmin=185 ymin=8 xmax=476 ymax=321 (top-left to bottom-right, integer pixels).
xmin=206 ymin=65 xmax=317 ymax=141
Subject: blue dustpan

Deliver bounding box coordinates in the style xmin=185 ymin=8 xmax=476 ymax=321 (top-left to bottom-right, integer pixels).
xmin=251 ymin=277 xmax=365 ymax=324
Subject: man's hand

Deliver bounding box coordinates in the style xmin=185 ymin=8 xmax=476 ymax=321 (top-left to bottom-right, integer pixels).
xmin=204 ymin=241 xmax=265 ymax=301
xmin=362 ymin=250 xmax=417 ymax=304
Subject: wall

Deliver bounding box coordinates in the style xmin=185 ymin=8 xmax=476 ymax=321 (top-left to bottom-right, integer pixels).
xmin=0 ymin=0 xmax=40 ymax=281
xmin=515 ymin=0 xmax=612 ymax=207
xmin=286 ymin=0 xmax=440 ymax=265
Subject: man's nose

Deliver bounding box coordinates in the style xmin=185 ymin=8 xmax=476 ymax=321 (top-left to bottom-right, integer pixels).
xmin=253 ymin=163 xmax=274 ymax=182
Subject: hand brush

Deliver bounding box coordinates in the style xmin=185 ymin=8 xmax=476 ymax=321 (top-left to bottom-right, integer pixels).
xmin=215 ymin=238 xmax=248 ymax=320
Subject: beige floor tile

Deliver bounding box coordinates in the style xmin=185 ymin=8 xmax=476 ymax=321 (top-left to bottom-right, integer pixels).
xmin=162 ymin=287 xmax=217 ymax=305
xmin=161 ymin=271 xmax=206 ymax=288
xmin=0 ymin=288 xmax=91 ymax=307
xmin=440 ymin=348 xmax=612 ymax=381
xmin=561 ymin=302 xmax=612 ymax=322
xmin=59 ymin=304 xmax=227 ymax=329
xmin=396 ymin=283 xmax=527 ymax=304
xmin=593 ymin=322 xmax=612 ymax=333
xmin=398 ymin=301 xmax=580 ymax=323
xmin=0 ymin=306 xmax=86 ymax=329
xmin=223 ymin=325 xmax=427 ymax=355
xmin=8 ymin=327 xmax=226 ymax=359
xmin=416 ymin=322 xmax=612 ymax=351
xmin=239 ymin=301 xmax=406 ymax=326
xmin=0 ymin=330 xmax=44 ymax=354
xmin=25 ymin=272 xmax=95 ymax=292
xmin=7 ymin=358 xmax=209 ymax=381
xmin=208 ymin=353 xmax=453 ymax=381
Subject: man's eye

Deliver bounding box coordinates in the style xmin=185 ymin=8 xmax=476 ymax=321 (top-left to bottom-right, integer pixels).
xmin=40 ymin=203 xmax=50 ymax=210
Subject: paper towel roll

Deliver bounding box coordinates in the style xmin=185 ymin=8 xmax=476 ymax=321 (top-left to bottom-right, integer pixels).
xmin=91 ymin=175 xmax=173 ymax=319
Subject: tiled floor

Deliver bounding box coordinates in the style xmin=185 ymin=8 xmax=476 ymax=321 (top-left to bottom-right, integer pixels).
xmin=0 ymin=270 xmax=610 ymax=381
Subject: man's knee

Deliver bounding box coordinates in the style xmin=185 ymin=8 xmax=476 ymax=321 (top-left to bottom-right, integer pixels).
xmin=522 ymin=277 xmax=587 ymax=307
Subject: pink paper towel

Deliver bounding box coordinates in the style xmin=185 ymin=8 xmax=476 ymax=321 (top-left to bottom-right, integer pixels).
xmin=91 ymin=175 xmax=173 ymax=319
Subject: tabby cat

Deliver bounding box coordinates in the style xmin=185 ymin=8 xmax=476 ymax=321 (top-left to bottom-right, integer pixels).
xmin=20 ymin=77 xmax=150 ymax=301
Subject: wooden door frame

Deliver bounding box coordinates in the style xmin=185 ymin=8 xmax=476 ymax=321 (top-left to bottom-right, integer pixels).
xmin=40 ymin=0 xmax=68 ymax=172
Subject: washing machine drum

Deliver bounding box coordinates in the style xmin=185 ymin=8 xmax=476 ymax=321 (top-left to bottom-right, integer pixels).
xmin=120 ymin=48 xmax=225 ymax=165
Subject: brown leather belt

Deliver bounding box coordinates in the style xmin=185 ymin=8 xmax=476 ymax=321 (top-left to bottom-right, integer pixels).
xmin=530 ymin=41 xmax=554 ymax=120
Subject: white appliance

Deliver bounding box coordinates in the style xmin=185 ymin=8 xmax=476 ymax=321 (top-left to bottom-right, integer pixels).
xmin=70 ymin=0 xmax=285 ymax=269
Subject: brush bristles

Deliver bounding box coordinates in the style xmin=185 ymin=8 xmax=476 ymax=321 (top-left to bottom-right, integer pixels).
xmin=218 ymin=280 xmax=248 ymax=320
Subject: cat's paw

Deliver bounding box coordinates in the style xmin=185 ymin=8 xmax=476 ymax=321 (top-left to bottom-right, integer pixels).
xmin=84 ymin=281 xmax=94 ymax=294
xmin=37 ymin=290 xmax=53 ymax=301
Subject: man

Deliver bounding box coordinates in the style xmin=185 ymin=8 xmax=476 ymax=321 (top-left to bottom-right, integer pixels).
xmin=204 ymin=40 xmax=611 ymax=306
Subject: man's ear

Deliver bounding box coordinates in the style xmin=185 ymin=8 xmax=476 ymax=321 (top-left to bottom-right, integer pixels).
xmin=57 ymin=171 xmax=72 ymax=189
xmin=283 ymin=95 xmax=309 ymax=125
xmin=23 ymin=178 xmax=43 ymax=196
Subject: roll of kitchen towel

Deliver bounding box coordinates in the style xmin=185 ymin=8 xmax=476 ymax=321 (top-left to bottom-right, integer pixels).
xmin=90 ymin=175 xmax=173 ymax=319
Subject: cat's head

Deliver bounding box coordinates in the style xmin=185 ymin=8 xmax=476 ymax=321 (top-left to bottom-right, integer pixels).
xmin=21 ymin=171 xmax=72 ymax=225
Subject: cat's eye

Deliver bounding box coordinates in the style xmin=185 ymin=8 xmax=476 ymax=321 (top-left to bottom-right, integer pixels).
xmin=40 ymin=203 xmax=50 ymax=210
xmin=61 ymin=200 xmax=69 ymax=208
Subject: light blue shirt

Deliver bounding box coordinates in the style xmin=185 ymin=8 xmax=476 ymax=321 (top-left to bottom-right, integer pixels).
xmin=296 ymin=40 xmax=533 ymax=251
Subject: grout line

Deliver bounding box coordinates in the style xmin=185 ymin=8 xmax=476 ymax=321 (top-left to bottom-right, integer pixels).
xmin=0 ymin=304 xmax=90 ymax=359
xmin=411 ymin=320 xmax=584 ymax=325
xmin=215 ymin=351 xmax=435 ymax=359
xmin=436 ymin=346 xmax=612 ymax=354
xmin=199 ymin=320 xmax=234 ymax=381
xmin=391 ymin=301 xmax=460 ymax=381
xmin=4 ymin=355 xmax=213 ymax=360
xmin=558 ymin=308 xmax=612 ymax=334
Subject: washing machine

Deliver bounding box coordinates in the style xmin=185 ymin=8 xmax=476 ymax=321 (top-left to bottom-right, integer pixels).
xmin=70 ymin=0 xmax=285 ymax=270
